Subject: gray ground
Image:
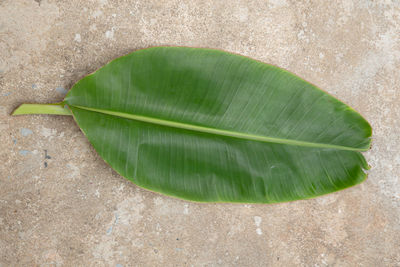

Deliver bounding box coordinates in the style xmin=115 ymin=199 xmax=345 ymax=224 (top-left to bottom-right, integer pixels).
xmin=1 ymin=0 xmax=399 ymax=266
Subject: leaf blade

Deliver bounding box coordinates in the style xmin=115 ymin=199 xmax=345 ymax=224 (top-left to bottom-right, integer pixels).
xmin=63 ymin=46 xmax=371 ymax=203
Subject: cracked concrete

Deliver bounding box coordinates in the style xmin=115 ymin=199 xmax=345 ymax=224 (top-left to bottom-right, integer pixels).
xmin=1 ymin=0 xmax=399 ymax=266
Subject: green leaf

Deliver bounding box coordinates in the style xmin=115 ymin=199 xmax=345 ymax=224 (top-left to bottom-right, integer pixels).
xmin=13 ymin=47 xmax=372 ymax=203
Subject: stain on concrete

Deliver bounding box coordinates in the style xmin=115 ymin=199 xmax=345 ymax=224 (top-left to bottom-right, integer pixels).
xmin=254 ymin=216 xmax=263 ymax=235
xmin=43 ymin=149 xmax=51 ymax=168
xmin=106 ymin=213 xmax=119 ymax=235
xmin=44 ymin=150 xmax=51 ymax=159
xmin=19 ymin=150 xmax=31 ymax=156
xmin=74 ymin=33 xmax=81 ymax=43
xmin=20 ymin=128 xmax=33 ymax=136
xmin=55 ymin=86 xmax=68 ymax=95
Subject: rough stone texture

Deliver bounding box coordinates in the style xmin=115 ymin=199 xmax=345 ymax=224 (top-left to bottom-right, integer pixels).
xmin=1 ymin=0 xmax=399 ymax=266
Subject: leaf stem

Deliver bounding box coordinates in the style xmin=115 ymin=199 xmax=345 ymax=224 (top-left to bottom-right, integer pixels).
xmin=12 ymin=102 xmax=72 ymax=116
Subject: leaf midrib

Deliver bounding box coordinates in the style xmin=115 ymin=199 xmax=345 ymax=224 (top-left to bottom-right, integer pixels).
xmin=70 ymin=104 xmax=366 ymax=151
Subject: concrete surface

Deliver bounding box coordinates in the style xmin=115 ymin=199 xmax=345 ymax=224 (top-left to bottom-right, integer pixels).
xmin=1 ymin=0 xmax=399 ymax=266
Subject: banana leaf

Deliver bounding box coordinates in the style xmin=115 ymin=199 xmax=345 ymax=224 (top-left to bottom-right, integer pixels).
xmin=13 ymin=47 xmax=372 ymax=203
